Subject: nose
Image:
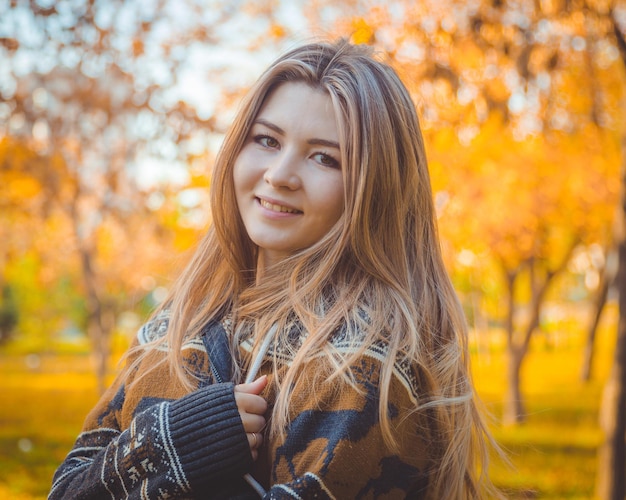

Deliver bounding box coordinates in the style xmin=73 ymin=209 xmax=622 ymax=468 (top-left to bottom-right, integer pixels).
xmin=263 ymin=150 xmax=301 ymax=190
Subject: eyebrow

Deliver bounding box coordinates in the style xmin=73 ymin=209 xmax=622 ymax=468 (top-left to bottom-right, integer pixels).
xmin=254 ymin=118 xmax=341 ymax=150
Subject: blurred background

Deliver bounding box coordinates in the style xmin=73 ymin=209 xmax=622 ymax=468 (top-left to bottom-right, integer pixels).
xmin=1 ymin=0 xmax=625 ymax=498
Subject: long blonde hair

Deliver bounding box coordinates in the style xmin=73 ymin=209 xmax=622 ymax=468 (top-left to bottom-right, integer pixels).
xmin=138 ymin=39 xmax=498 ymax=498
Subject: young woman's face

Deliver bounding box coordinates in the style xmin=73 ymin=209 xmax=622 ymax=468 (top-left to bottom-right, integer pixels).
xmin=234 ymin=82 xmax=345 ymax=268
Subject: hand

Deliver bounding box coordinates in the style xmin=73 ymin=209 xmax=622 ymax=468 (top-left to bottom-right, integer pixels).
xmin=234 ymin=375 xmax=268 ymax=461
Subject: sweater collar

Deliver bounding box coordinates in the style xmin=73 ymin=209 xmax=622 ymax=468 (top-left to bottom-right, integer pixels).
xmin=200 ymin=318 xmax=233 ymax=383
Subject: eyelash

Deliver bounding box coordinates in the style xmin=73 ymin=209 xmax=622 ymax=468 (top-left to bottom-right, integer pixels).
xmin=253 ymin=134 xmax=341 ymax=169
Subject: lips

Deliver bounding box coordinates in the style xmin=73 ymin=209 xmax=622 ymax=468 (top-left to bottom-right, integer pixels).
xmin=257 ymin=197 xmax=302 ymax=214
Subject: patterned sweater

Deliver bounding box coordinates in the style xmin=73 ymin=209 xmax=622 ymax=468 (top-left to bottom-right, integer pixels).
xmin=49 ymin=313 xmax=432 ymax=499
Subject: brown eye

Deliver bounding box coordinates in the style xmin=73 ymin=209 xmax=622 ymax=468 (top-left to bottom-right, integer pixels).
xmin=313 ymin=152 xmax=340 ymax=169
xmin=257 ymin=135 xmax=280 ymax=149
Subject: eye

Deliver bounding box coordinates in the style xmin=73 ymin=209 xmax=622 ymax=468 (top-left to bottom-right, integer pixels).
xmin=255 ymin=135 xmax=280 ymax=149
xmin=312 ymin=152 xmax=340 ymax=169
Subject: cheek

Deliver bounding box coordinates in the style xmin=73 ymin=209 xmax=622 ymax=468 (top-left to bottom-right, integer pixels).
xmin=323 ymin=182 xmax=345 ymax=225
xmin=233 ymin=155 xmax=254 ymax=197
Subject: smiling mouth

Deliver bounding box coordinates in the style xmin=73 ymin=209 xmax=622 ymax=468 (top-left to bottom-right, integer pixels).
xmin=258 ymin=198 xmax=302 ymax=214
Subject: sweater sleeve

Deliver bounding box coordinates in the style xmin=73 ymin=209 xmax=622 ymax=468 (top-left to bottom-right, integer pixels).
xmin=49 ymin=382 xmax=253 ymax=499
xmin=262 ymin=356 xmax=430 ymax=499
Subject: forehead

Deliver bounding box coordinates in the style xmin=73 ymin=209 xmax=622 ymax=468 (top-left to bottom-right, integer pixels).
xmin=255 ymin=82 xmax=340 ymax=141
xmin=260 ymin=81 xmax=328 ymax=110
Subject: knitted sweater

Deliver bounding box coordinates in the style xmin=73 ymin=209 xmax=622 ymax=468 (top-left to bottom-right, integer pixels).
xmin=49 ymin=312 xmax=431 ymax=499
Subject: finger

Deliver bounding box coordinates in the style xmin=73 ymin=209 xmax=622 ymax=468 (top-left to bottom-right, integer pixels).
xmin=234 ymin=375 xmax=268 ymax=396
xmin=247 ymin=431 xmax=264 ymax=450
xmin=239 ymin=413 xmax=266 ymax=433
xmin=235 ymin=392 xmax=268 ymax=415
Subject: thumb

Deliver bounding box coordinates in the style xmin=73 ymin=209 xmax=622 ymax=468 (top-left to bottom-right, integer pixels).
xmin=234 ymin=375 xmax=268 ymax=395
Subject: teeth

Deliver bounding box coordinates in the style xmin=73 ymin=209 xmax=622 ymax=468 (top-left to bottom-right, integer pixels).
xmin=260 ymin=199 xmax=299 ymax=213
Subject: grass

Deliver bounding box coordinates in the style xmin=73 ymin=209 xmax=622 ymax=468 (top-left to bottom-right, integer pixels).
xmin=471 ymin=319 xmax=615 ymax=499
xmin=487 ymin=389 xmax=604 ymax=498
xmin=0 ymin=314 xmax=617 ymax=499
xmin=0 ymin=354 xmax=100 ymax=499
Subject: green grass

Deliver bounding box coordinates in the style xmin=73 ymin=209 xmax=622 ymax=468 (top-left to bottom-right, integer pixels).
xmin=0 ymin=319 xmax=616 ymax=499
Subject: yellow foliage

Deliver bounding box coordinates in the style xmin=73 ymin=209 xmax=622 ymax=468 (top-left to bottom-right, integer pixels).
xmin=5 ymin=175 xmax=41 ymax=200
xmin=453 ymin=39 xmax=484 ymax=71
xmin=430 ymin=106 xmax=620 ymax=277
xmin=269 ymin=23 xmax=285 ymax=39
xmin=350 ymin=17 xmax=374 ymax=45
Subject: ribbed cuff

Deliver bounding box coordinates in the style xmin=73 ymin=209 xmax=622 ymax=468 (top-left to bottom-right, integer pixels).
xmin=168 ymin=383 xmax=252 ymax=489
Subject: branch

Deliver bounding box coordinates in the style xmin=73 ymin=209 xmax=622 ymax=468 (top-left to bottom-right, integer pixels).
xmin=520 ymin=238 xmax=580 ymax=353
xmin=611 ymin=7 xmax=626 ymax=67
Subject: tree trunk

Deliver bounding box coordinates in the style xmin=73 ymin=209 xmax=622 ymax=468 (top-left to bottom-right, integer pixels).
xmin=504 ymin=344 xmax=526 ymax=425
xmin=596 ymin=14 xmax=626 ymax=498
xmin=581 ymin=263 xmax=609 ymax=382
xmin=596 ymin=224 xmax=626 ymax=499
xmin=79 ymin=244 xmax=109 ymax=395
xmin=502 ymin=268 xmax=527 ymax=425
xmin=501 ymin=258 xmax=559 ymax=425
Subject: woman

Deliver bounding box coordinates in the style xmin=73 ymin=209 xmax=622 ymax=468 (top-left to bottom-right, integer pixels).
xmin=50 ymin=39 xmax=499 ymax=499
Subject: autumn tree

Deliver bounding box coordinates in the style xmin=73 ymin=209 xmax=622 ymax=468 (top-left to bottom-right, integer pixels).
xmin=296 ymin=0 xmax=624 ymax=424
xmin=0 ymin=136 xmax=69 ymax=345
xmin=595 ymin=5 xmax=626 ymax=498
xmin=3 ymin=1 xmax=160 ymax=390
xmin=0 ymin=0 xmax=264 ymax=390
